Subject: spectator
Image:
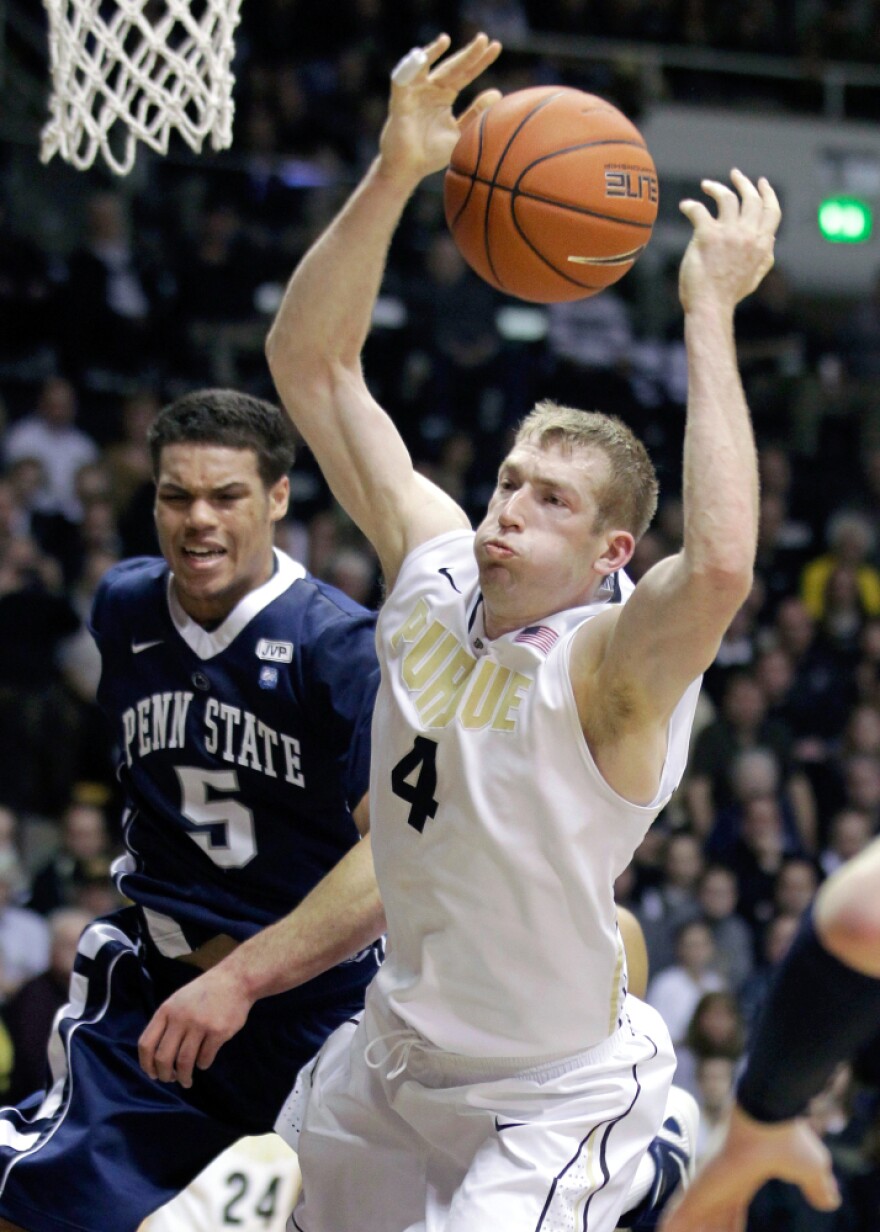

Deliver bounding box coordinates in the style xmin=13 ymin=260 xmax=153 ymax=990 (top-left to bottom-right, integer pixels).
xmin=839 ymin=702 xmax=880 ymax=761
xmin=694 ymin=863 xmax=755 ymax=991
xmin=820 ymin=807 xmax=874 ymax=877
xmin=693 ymin=1055 xmax=737 ymax=1166
xmin=636 ymin=829 xmax=705 ymax=975
xmin=28 ymin=800 xmax=115 ymax=916
xmin=0 ymin=853 xmax=50 ymax=1001
xmin=738 ymin=910 xmax=801 ymax=1031
xmin=320 ymin=546 xmax=379 ymax=606
xmin=704 ymin=581 xmax=767 ymax=704
xmin=647 ymin=917 xmax=727 ymax=1045
xmin=2 ymin=377 xmax=99 ymax=523
xmin=544 ymin=284 xmax=638 ymax=419
xmin=728 ymin=793 xmax=791 ymax=932
xmin=800 ymin=511 xmax=880 ymax=626
xmin=2 ymin=907 xmax=92 ymax=1103
xmin=402 ymin=231 xmax=505 ymax=441
xmin=0 ymin=200 xmax=57 ymax=387
xmin=0 ymin=809 xmax=21 ymax=879
xmin=60 ymin=190 xmax=168 ymax=396
xmin=855 ymin=618 xmax=880 ymax=707
xmin=674 ymin=989 xmax=746 ymax=1102
xmin=772 ymin=856 xmax=822 ymax=922
xmin=754 ymin=490 xmax=815 ymax=619
xmin=0 ymin=534 xmax=81 ymax=816
xmin=684 ymin=669 xmax=805 ymax=840
xmin=758 ymin=442 xmax=814 ymax=528
xmin=818 ymin=563 xmax=873 ymax=665
xmin=707 ymin=745 xmax=815 ymax=863
xmin=838 ymin=752 xmax=880 ymax=832
xmin=753 ymin=642 xmax=798 ymax=727
xmin=770 ymin=595 xmax=857 ymax=762
xmin=102 ymin=389 xmax=160 ymax=521
xmin=4 ymin=458 xmax=50 ymax=542
xmin=58 ymin=544 xmax=119 ymax=705
xmin=626 ymin=818 xmax=670 ymax=902
xmin=172 ymin=199 xmax=269 ymax=386
xmin=734 ymin=267 xmax=808 ymax=437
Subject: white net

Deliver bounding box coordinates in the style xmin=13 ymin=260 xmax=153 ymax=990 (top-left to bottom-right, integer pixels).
xmin=40 ymin=0 xmax=243 ymax=176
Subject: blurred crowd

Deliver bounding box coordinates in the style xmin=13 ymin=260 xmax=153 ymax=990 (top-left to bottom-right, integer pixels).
xmin=2 ymin=1 xmax=880 ymax=1228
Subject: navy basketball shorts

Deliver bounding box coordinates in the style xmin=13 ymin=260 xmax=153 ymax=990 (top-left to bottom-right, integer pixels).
xmin=0 ymin=907 xmax=369 ymax=1232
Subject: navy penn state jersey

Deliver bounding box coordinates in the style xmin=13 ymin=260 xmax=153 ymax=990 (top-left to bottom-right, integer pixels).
xmin=91 ymin=549 xmax=380 ymax=995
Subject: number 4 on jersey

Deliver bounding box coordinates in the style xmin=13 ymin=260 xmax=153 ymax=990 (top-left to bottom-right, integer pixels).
xmin=391 ymin=737 xmax=439 ymax=833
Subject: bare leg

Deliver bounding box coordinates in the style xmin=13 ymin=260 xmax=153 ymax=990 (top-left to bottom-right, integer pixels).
xmin=0 ymin=1219 xmax=29 ymax=1231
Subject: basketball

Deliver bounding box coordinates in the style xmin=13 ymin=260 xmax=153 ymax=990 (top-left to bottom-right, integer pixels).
xmin=444 ymin=86 xmax=658 ymax=304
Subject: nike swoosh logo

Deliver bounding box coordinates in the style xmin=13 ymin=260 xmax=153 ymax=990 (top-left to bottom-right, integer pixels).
xmin=567 ymin=245 xmax=645 ymax=266
xmin=131 ymin=639 xmax=163 ymax=654
xmin=439 ymin=567 xmax=461 ymax=594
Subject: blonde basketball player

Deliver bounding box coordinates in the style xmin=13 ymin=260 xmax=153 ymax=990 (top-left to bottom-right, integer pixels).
xmin=266 ymin=31 xmax=780 ymax=1232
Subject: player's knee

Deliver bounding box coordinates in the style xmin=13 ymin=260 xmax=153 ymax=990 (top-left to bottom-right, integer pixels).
xmin=818 ymin=896 xmax=880 ymax=976
xmin=0 ymin=1218 xmax=30 ymax=1231
xmin=815 ymin=838 xmax=880 ymax=977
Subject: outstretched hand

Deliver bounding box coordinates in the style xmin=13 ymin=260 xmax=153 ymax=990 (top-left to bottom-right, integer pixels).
xmin=660 ymin=1104 xmax=840 ymax=1232
xmin=139 ymin=963 xmax=255 ymax=1088
xmin=378 ymin=32 xmax=502 ymax=187
xmin=678 ymin=169 xmax=781 ymax=315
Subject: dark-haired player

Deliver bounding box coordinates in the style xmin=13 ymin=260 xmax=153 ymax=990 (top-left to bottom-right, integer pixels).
xmin=0 ymin=389 xmax=384 ymax=1232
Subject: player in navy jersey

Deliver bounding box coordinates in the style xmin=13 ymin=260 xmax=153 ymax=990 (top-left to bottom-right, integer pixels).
xmin=0 ymin=389 xmax=384 ymax=1232
xmin=662 ymin=834 xmax=880 ymax=1230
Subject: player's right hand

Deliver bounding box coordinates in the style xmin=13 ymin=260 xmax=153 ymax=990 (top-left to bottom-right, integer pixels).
xmin=379 ymin=33 xmax=502 ymax=185
xmin=139 ymin=965 xmax=254 ymax=1088
xmin=660 ymin=1104 xmax=840 ymax=1232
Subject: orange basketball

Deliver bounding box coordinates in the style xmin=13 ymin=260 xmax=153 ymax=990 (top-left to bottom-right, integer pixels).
xmin=444 ymin=86 xmax=658 ymax=304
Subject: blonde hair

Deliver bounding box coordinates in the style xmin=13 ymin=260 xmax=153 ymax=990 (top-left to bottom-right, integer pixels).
xmin=513 ymin=401 xmax=659 ymax=540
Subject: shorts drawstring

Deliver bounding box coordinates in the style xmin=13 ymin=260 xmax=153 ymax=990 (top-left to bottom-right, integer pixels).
xmin=364 ymin=1028 xmax=427 ymax=1080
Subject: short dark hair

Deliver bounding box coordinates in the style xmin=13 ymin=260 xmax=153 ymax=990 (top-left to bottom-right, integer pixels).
xmin=148 ymin=389 xmax=297 ymax=488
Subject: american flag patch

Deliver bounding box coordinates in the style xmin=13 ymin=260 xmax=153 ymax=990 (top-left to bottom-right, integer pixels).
xmin=514 ymin=625 xmax=558 ymax=654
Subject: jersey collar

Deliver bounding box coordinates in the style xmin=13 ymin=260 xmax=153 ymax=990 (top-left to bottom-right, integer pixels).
xmin=167 ymin=548 xmax=307 ymax=660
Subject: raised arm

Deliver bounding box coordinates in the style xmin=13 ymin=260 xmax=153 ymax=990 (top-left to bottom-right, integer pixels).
xmin=265 ymin=34 xmax=501 ymax=586
xmin=584 ymin=172 xmax=780 ymax=750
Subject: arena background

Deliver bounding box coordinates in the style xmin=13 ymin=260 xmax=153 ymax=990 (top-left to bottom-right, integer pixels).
xmin=2 ymin=3 xmax=880 ymax=1227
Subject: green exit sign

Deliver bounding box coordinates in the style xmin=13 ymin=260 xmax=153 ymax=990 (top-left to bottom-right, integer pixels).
xmin=818 ymin=196 xmax=873 ymax=243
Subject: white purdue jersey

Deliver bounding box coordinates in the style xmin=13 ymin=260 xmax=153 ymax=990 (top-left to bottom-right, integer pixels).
xmin=372 ymin=529 xmax=701 ymax=1059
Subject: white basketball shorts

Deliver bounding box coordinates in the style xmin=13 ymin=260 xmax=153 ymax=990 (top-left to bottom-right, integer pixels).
xmin=283 ymin=987 xmax=675 ymax=1232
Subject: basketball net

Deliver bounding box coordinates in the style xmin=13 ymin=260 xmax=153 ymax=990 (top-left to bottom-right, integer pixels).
xmin=40 ymin=0 xmax=243 ymax=176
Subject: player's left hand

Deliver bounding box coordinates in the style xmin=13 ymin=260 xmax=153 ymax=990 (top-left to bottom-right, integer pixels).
xmin=378 ymin=32 xmax=502 ymax=186
xmin=139 ymin=965 xmax=255 ymax=1088
xmin=660 ymin=1104 xmax=840 ymax=1232
xmin=677 ymin=169 xmax=781 ymax=315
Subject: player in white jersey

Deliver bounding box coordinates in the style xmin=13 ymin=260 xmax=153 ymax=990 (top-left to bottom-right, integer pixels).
xmin=264 ymin=31 xmax=780 ymax=1232
xmin=140 ymin=1136 xmax=300 ymax=1232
